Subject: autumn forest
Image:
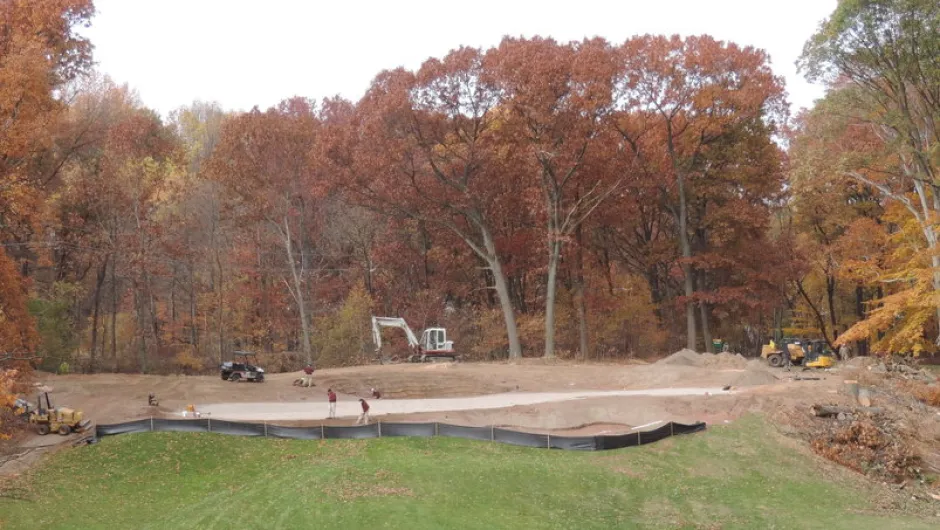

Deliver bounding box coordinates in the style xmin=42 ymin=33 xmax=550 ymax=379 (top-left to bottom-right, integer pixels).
xmin=2 ymin=0 xmax=939 ymax=381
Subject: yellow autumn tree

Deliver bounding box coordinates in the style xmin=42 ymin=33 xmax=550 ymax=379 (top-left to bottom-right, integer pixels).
xmin=312 ymin=284 xmax=374 ymax=366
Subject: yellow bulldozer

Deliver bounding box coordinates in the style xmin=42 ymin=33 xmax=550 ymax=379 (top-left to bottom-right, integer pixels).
xmin=26 ymin=392 xmax=91 ymax=436
xmin=761 ymin=338 xmax=834 ymax=369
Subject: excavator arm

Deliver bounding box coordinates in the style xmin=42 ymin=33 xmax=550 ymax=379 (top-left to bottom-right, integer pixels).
xmin=371 ymin=316 xmax=420 ymax=355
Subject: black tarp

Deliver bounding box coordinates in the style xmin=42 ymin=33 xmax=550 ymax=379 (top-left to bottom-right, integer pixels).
xmin=207 ymin=420 xmax=266 ymax=437
xmin=437 ymin=423 xmax=493 ymax=442
xmin=96 ymin=419 xmax=153 ymax=436
xmin=324 ymin=424 xmax=380 ymax=439
xmin=672 ymin=422 xmax=707 ymax=435
xmin=493 ymin=428 xmax=549 ymax=448
xmin=265 ymin=425 xmax=323 ymax=440
xmin=151 ymin=418 xmax=209 ymax=432
xmin=548 ymin=435 xmax=596 ymax=451
xmin=594 ymin=431 xmax=640 ymax=451
xmin=379 ymin=422 xmax=437 ymax=437
xmin=93 ymin=419 xmax=707 ymax=451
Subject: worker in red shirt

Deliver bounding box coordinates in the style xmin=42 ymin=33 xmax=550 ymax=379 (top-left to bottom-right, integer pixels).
xmin=327 ymin=388 xmax=337 ymax=419
xmin=301 ymin=363 xmax=314 ymax=387
xmin=355 ymin=398 xmax=371 ymax=425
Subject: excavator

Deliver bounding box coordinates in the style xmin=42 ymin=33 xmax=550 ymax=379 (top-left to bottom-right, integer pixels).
xmin=371 ymin=316 xmax=458 ymax=363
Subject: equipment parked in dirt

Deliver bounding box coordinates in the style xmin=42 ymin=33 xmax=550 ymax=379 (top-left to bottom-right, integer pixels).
xmin=28 ymin=392 xmax=91 ymax=435
xmin=371 ymin=316 xmax=458 ymax=362
xmin=220 ymin=351 xmax=265 ymax=382
xmin=761 ymin=338 xmax=834 ymax=369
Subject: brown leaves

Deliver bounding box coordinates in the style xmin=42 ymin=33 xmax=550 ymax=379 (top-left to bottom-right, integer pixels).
xmin=811 ymin=418 xmax=921 ymax=482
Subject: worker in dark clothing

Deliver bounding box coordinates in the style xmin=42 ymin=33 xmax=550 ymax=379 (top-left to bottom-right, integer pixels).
xmin=356 ymin=398 xmax=371 ymax=425
xmin=783 ymin=346 xmax=792 ymax=372
xmin=327 ymin=388 xmax=337 ymax=419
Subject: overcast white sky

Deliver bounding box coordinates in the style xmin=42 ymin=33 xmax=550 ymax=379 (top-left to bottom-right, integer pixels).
xmin=82 ymin=0 xmax=837 ymax=118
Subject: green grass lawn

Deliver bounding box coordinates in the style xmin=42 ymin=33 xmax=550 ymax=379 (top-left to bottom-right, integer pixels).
xmin=0 ymin=416 xmax=934 ymax=530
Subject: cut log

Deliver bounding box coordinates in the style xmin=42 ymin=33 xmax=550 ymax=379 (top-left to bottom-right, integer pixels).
xmin=811 ymin=405 xmax=884 ymax=418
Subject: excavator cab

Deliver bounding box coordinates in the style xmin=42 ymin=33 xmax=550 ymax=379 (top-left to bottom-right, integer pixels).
xmin=421 ymin=328 xmax=452 ymax=352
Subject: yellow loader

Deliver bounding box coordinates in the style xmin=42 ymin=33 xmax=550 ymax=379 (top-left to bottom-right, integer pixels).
xmin=761 ymin=338 xmax=834 ymax=369
xmin=28 ymin=392 xmax=91 ymax=436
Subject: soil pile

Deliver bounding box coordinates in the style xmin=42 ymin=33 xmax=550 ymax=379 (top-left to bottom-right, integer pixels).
xmin=655 ymin=348 xmax=704 ymax=367
xmin=731 ymin=368 xmax=779 ymax=387
xmin=702 ymin=352 xmax=748 ymax=369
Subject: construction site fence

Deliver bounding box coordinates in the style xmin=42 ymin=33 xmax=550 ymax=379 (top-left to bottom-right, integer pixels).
xmin=93 ymin=419 xmax=706 ymax=451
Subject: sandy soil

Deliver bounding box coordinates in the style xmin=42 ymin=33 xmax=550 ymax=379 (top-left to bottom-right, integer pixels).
xmin=22 ymin=356 xmax=845 ymax=433
xmin=0 ymin=353 xmax=874 ymax=481
xmin=199 ymin=387 xmax=734 ymax=422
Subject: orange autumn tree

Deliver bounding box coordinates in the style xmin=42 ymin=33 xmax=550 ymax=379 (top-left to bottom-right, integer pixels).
xmin=1 ymin=0 xmax=93 ymax=433
xmin=485 ymin=37 xmax=620 ymax=358
xmin=320 ymin=50 xmax=531 ymax=359
xmin=206 ymin=98 xmax=322 ymax=364
xmin=610 ymin=35 xmax=788 ymax=351
xmin=786 ymin=102 xmax=885 ymax=348
xmin=800 ymin=0 xmax=940 ymax=353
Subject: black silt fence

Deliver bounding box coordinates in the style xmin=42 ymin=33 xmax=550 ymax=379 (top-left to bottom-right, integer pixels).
xmin=93 ymin=419 xmax=705 ymax=451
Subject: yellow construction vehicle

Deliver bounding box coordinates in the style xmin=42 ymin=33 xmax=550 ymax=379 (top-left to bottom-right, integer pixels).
xmin=761 ymin=338 xmax=834 ymax=369
xmin=28 ymin=392 xmax=91 ymax=435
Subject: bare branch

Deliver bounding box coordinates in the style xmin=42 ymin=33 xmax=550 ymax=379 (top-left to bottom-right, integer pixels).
xmin=845 ymin=171 xmax=924 ymax=224
xmin=0 ymin=353 xmax=42 ymax=363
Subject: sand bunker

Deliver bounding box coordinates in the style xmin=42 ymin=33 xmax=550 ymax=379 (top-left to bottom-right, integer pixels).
xmin=200 ymin=387 xmax=733 ymax=421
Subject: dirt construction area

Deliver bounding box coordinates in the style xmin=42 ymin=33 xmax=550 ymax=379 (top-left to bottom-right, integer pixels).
xmin=12 ymin=351 xmax=858 ymax=433
xmin=5 ymin=349 xmax=940 ymax=490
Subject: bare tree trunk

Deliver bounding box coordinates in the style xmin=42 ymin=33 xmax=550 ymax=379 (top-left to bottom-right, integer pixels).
xmin=88 ymin=256 xmax=108 ymax=373
xmin=189 ymin=263 xmax=198 ymax=349
xmin=795 ymin=278 xmax=834 ymax=347
xmin=826 ymin=270 xmax=838 ymax=331
xmin=677 ymin=173 xmax=697 ymax=351
xmin=170 ymin=264 xmax=177 ymax=339
xmin=110 ymin=253 xmax=117 ymax=370
xmin=282 ymin=215 xmax=312 ymax=363
xmin=135 ymin=288 xmax=148 ymax=373
xmin=146 ymin=271 xmax=160 ymax=353
xmin=700 ymin=302 xmax=713 ymax=354
xmin=931 ymin=252 xmax=940 ymax=343
xmin=574 ymin=224 xmax=589 ymax=359
xmin=482 ymin=228 xmax=522 ymax=359
xmin=544 ymin=239 xmax=562 ymax=358
xmin=216 ymin=248 xmax=224 ymax=364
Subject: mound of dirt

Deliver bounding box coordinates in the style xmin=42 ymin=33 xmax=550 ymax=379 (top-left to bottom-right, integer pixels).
xmin=702 ymin=352 xmax=748 ymax=369
xmin=731 ymin=368 xmax=780 ymax=387
xmin=656 ymin=348 xmax=704 ymax=367
xmin=844 ymin=357 xmax=877 ymax=369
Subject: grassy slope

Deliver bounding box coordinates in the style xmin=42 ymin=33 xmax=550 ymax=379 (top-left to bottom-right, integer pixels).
xmin=0 ymin=416 xmax=933 ymax=530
